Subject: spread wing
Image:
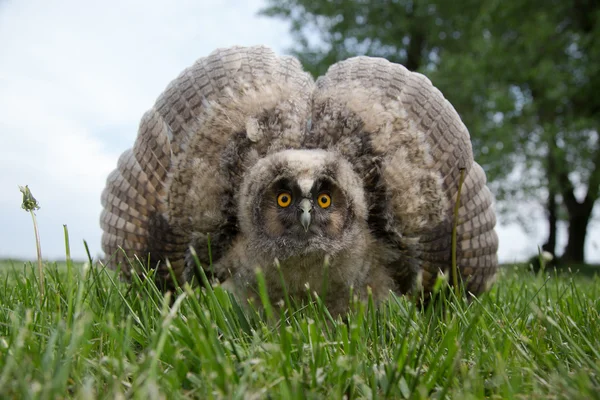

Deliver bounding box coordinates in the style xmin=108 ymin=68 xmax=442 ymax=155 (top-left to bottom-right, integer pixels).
xmin=100 ymin=45 xmax=314 ymax=287
xmin=310 ymin=56 xmax=498 ymax=295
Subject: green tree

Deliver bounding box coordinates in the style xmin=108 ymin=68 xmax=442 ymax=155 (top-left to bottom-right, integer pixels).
xmin=262 ymin=0 xmax=600 ymax=262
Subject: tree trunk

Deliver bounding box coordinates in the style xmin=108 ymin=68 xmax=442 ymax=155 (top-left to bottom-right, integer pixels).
xmin=563 ymin=205 xmax=593 ymax=263
xmin=543 ymin=150 xmax=558 ymax=256
xmin=542 ymin=191 xmax=557 ymax=255
xmin=406 ymin=30 xmax=425 ymax=71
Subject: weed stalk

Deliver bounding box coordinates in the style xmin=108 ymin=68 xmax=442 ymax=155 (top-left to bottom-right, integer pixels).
xmin=19 ymin=185 xmax=44 ymax=298
xmin=451 ymin=168 xmax=466 ymax=297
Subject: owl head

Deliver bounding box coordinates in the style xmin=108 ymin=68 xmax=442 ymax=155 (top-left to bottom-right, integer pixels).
xmin=238 ymin=149 xmax=368 ymax=260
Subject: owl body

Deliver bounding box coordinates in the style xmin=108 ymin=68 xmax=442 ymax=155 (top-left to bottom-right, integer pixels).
xmin=101 ymin=46 xmax=498 ymax=313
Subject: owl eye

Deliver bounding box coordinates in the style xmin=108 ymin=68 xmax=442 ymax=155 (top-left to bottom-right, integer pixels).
xmin=277 ymin=192 xmax=292 ymax=207
xmin=317 ymin=193 xmax=331 ymax=209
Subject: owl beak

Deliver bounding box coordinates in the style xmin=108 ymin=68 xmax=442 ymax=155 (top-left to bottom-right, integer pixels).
xmin=299 ymin=198 xmax=312 ymax=232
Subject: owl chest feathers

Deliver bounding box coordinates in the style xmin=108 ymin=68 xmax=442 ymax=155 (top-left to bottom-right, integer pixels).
xmin=217 ymin=222 xmax=396 ymax=309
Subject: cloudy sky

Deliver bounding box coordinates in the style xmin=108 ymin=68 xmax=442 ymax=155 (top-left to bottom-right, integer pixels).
xmin=1 ymin=0 xmax=598 ymax=263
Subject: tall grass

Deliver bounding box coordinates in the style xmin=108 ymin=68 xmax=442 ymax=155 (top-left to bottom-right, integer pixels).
xmin=1 ymin=246 xmax=599 ymax=399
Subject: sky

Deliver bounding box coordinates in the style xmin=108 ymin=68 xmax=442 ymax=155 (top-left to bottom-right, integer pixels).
xmin=1 ymin=0 xmax=598 ymax=264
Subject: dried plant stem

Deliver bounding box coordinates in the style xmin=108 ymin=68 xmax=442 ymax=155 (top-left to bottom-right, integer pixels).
xmin=19 ymin=185 xmax=43 ymax=300
xmin=30 ymin=210 xmax=44 ymax=297
xmin=451 ymin=168 xmax=466 ymax=297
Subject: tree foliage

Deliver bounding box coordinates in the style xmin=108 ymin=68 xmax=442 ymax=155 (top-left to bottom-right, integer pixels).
xmin=261 ymin=0 xmax=600 ymax=262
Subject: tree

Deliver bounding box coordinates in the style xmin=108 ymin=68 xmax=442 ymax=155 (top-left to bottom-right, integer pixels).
xmin=261 ymin=0 xmax=600 ymax=263
xmin=445 ymin=0 xmax=600 ymax=263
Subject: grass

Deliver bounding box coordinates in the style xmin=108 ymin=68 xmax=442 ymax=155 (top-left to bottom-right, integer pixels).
xmin=1 ymin=253 xmax=599 ymax=399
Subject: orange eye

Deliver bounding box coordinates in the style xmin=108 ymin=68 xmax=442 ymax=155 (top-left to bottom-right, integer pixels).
xmin=277 ymin=192 xmax=292 ymax=207
xmin=317 ymin=193 xmax=331 ymax=208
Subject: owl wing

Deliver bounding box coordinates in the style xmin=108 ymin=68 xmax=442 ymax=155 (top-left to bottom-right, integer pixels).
xmin=100 ymin=46 xmax=314 ymax=286
xmin=310 ymin=57 xmax=498 ymax=295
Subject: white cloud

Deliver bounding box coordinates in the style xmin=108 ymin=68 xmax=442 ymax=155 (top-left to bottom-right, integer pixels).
xmin=0 ymin=0 xmax=598 ymax=264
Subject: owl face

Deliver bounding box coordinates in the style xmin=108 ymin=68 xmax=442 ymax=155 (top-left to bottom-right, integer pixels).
xmin=239 ymin=149 xmax=368 ymax=259
xmin=261 ymin=171 xmax=347 ymax=238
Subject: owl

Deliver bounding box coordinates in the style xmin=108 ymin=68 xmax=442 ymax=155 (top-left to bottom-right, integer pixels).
xmin=100 ymin=46 xmax=498 ymax=314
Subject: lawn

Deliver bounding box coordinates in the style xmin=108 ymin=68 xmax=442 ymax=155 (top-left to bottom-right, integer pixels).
xmin=0 ymin=254 xmax=599 ymax=399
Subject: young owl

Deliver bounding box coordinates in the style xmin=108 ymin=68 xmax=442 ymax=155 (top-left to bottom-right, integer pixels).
xmin=100 ymin=45 xmax=498 ymax=314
